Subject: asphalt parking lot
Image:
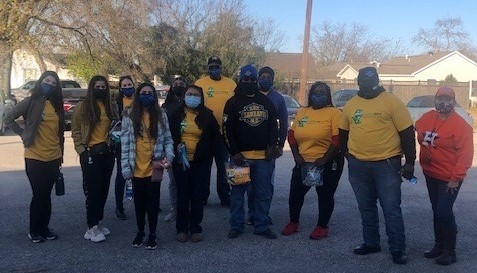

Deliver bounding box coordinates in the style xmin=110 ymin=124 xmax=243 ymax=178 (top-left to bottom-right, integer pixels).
xmin=1 ymin=131 xmax=476 ymax=273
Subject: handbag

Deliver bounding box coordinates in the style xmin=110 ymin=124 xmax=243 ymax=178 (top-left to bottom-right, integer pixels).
xmin=151 ymin=160 xmax=164 ymax=182
xmin=89 ymin=142 xmax=110 ymax=156
xmin=109 ymin=120 xmax=122 ymax=143
xmin=55 ymin=167 xmax=65 ymax=196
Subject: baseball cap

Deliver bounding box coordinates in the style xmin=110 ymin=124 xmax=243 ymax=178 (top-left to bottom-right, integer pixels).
xmin=239 ymin=64 xmax=258 ymax=81
xmin=357 ymin=67 xmax=380 ymax=89
xmin=436 ymin=86 xmax=455 ymax=98
xmin=208 ymin=56 xmax=222 ymax=66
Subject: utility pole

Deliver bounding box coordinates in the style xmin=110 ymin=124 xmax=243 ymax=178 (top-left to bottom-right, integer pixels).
xmin=298 ymin=0 xmax=313 ymax=105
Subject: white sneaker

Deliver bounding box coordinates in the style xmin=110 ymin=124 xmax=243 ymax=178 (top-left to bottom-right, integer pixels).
xmin=97 ymin=225 xmax=111 ymax=236
xmin=84 ymin=226 xmax=106 ymax=242
xmin=164 ymin=209 xmax=177 ymax=222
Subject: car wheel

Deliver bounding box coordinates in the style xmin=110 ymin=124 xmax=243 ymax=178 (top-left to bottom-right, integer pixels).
xmin=0 ymin=122 xmax=5 ymax=136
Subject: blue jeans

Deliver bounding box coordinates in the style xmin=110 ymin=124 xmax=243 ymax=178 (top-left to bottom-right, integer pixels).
xmin=247 ymin=159 xmax=275 ymax=219
xmin=348 ymin=156 xmax=406 ymax=253
xmin=230 ymin=159 xmax=275 ymax=233
xmin=425 ymin=175 xmax=461 ymax=231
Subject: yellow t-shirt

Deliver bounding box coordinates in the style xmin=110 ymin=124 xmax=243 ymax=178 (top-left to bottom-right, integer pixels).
xmin=123 ymin=97 xmax=133 ymax=109
xmin=195 ymin=76 xmax=236 ymax=128
xmin=181 ymin=110 xmax=202 ymax=161
xmin=339 ymin=92 xmax=413 ymax=161
xmin=89 ymin=102 xmax=110 ymax=146
xmin=291 ymin=107 xmax=341 ymax=162
xmin=134 ymin=113 xmax=156 ymax=178
xmin=24 ymin=101 xmax=62 ymax=162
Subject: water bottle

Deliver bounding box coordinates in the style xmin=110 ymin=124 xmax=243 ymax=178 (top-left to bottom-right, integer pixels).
xmin=409 ymin=176 xmax=418 ymax=185
xmin=125 ymin=179 xmax=133 ymax=200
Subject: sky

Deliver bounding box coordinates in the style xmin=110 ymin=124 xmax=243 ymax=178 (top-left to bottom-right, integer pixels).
xmin=242 ymin=0 xmax=477 ymax=55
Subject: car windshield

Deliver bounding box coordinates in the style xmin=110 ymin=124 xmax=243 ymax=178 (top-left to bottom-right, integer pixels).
xmin=284 ymin=96 xmax=300 ymax=108
xmin=63 ymin=89 xmax=86 ymax=99
xmin=62 ymin=81 xmax=81 ymax=88
xmin=407 ymin=96 xmax=461 ymax=108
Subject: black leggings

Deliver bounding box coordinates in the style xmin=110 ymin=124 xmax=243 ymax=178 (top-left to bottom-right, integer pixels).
xmin=25 ymin=158 xmax=61 ymax=234
xmin=80 ymin=152 xmax=115 ymax=228
xmin=288 ymin=155 xmax=344 ymax=227
xmin=133 ymin=177 xmax=161 ymax=235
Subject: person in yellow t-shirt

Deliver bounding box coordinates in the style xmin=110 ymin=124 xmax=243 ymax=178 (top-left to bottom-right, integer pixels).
xmin=72 ymin=75 xmax=119 ymax=243
xmin=4 ymin=71 xmax=65 ymax=243
xmin=121 ymin=83 xmax=174 ymax=250
xmin=338 ymin=67 xmax=416 ymax=265
xmin=195 ymin=56 xmax=236 ymax=207
xmin=168 ymin=85 xmax=220 ymax=243
xmin=281 ymin=82 xmax=344 ymax=240
xmin=113 ymin=75 xmax=136 ymax=220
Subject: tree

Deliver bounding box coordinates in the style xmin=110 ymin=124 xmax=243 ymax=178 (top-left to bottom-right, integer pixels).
xmin=440 ymin=74 xmax=458 ymax=85
xmin=310 ymin=21 xmax=405 ymax=66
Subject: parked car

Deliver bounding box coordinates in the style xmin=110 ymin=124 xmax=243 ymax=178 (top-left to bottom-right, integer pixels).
xmin=63 ymin=88 xmax=87 ymax=130
xmin=332 ymin=89 xmax=358 ymax=109
xmin=0 ymin=89 xmax=17 ymax=136
xmin=11 ymin=79 xmax=81 ymax=103
xmin=282 ymin=94 xmax=301 ymax=128
xmin=406 ymin=95 xmax=474 ymax=126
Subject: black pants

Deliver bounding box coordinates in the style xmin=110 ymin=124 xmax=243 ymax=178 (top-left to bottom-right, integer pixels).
xmin=25 ymin=158 xmax=61 ymax=234
xmin=205 ymin=139 xmax=230 ymax=204
xmin=288 ymin=155 xmax=344 ymax=227
xmin=114 ymin=145 xmax=126 ymax=211
xmin=174 ymin=160 xmax=209 ymax=234
xmin=132 ymin=177 xmax=161 ymax=235
xmin=80 ymin=152 xmax=115 ymax=228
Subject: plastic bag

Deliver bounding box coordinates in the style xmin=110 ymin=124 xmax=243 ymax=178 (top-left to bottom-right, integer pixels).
xmin=301 ymin=163 xmax=323 ymax=187
xmin=226 ymin=160 xmax=251 ymax=185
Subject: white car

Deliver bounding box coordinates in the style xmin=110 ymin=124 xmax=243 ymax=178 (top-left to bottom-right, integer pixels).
xmin=0 ymin=89 xmax=17 ymax=135
xmin=406 ymin=95 xmax=474 ymax=126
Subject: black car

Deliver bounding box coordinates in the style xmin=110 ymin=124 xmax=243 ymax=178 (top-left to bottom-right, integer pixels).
xmin=63 ymin=88 xmax=87 ymax=130
xmin=11 ymin=80 xmax=82 ymax=103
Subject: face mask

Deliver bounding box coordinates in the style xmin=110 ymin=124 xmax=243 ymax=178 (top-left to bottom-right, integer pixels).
xmin=209 ymin=68 xmax=222 ymax=79
xmin=138 ymin=93 xmax=156 ymax=107
xmin=435 ymin=101 xmax=454 ymax=114
xmin=121 ymin=87 xmax=135 ymax=97
xmin=172 ymin=86 xmax=185 ymax=98
xmin=184 ymin=95 xmax=201 ymax=108
xmin=93 ymin=88 xmax=107 ymax=99
xmin=311 ymin=94 xmax=329 ymax=108
xmin=40 ymin=82 xmax=55 ymax=97
xmin=237 ymin=82 xmax=259 ymax=97
xmin=259 ymin=78 xmax=273 ymax=92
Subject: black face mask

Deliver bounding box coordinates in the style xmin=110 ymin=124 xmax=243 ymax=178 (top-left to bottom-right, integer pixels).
xmin=237 ymin=82 xmax=259 ymax=97
xmin=357 ymin=85 xmax=384 ymax=99
xmin=172 ymin=86 xmax=185 ymax=98
xmin=93 ymin=88 xmax=107 ymax=99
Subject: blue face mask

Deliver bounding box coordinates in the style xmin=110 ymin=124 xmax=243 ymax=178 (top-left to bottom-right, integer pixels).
xmin=121 ymin=87 xmax=135 ymax=97
xmin=184 ymin=95 xmax=201 ymax=108
xmin=40 ymin=82 xmax=55 ymax=96
xmin=259 ymin=78 xmax=273 ymax=91
xmin=138 ymin=94 xmax=156 ymax=107
xmin=311 ymin=94 xmax=329 ymax=108
xmin=209 ymin=68 xmax=222 ymax=79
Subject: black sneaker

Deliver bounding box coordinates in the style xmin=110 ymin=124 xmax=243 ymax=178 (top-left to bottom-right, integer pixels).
xmin=145 ymin=234 xmax=157 ymax=250
xmin=247 ymin=216 xmax=255 ymax=225
xmin=42 ymin=229 xmax=58 ymax=240
xmin=227 ymin=229 xmax=242 ymax=239
xmin=254 ymin=229 xmax=277 ymax=239
xmin=392 ymin=251 xmax=408 ymax=265
xmin=28 ymin=233 xmax=44 ymax=243
xmin=115 ymin=209 xmax=126 ymax=220
xmin=353 ymin=243 xmax=382 ymax=255
xmin=132 ymin=232 xmax=145 ymax=247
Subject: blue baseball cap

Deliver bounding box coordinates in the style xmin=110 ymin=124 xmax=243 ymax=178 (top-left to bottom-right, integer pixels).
xmin=239 ymin=64 xmax=258 ymax=81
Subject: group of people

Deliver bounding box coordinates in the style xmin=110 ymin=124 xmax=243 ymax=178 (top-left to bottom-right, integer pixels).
xmin=4 ymin=58 xmax=472 ymax=266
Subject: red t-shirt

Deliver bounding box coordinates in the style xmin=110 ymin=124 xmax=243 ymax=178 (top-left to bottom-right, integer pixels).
xmin=415 ymin=110 xmax=473 ymax=182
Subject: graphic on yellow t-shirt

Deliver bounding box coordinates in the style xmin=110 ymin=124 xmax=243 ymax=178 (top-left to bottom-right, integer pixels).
xmin=25 ymin=101 xmax=62 ymax=162
xmin=195 ymin=76 xmax=236 ymax=128
xmin=181 ymin=110 xmax=202 ymax=161
xmin=291 ymin=107 xmax=341 ymax=162
xmin=89 ymin=102 xmax=110 ymax=146
xmin=339 ymin=92 xmax=413 ymax=161
xmin=134 ymin=113 xmax=156 ymax=178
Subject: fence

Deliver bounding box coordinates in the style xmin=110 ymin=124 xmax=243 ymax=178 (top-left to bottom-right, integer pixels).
xmin=276 ymin=79 xmax=475 ymax=109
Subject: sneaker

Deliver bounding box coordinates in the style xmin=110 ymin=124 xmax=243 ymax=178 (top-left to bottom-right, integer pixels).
xmin=97 ymin=225 xmax=111 ymax=236
xmin=164 ymin=209 xmax=177 ymax=222
xmin=132 ymin=232 xmax=145 ymax=247
xmin=42 ymin=229 xmax=58 ymax=240
xmin=254 ymin=229 xmax=277 ymax=239
xmin=28 ymin=232 xmax=44 ymax=243
xmin=247 ymin=216 xmax=254 ymax=225
xmin=282 ymin=222 xmax=299 ymax=236
xmin=115 ymin=209 xmax=126 ymax=220
xmin=84 ymin=226 xmax=106 ymax=243
xmin=353 ymin=243 xmax=382 ymax=255
xmin=227 ymin=229 xmax=242 ymax=239
xmin=392 ymin=251 xmax=408 ymax=265
xmin=176 ymin=232 xmax=188 ymax=242
xmin=145 ymin=234 xmax=157 ymax=250
xmin=309 ymin=226 xmax=329 ymax=240
xmin=191 ymin=233 xmax=202 ymax=243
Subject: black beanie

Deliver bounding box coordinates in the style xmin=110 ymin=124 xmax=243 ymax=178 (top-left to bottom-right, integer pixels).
xmin=259 ymin=66 xmax=275 ymax=80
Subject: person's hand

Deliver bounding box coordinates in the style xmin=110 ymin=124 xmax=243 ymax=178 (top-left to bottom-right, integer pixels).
xmin=401 ymin=163 xmax=414 ymax=180
xmin=232 ymin=153 xmax=245 ymax=166
xmin=313 ymin=157 xmax=327 ymax=168
xmin=446 ymin=180 xmax=460 ymax=195
xmin=293 ymin=154 xmax=306 ymax=167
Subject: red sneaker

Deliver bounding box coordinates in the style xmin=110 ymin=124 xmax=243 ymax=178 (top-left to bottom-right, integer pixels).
xmin=309 ymin=226 xmax=329 ymax=240
xmin=281 ymin=222 xmax=299 ymax=236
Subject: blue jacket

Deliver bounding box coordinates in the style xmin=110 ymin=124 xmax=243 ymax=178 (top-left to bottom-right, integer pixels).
xmin=264 ymin=88 xmax=288 ymax=147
